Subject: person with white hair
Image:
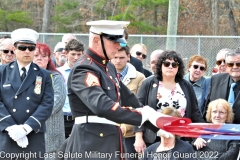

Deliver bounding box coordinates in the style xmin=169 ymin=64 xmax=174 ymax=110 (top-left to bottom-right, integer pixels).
xmin=61 ymin=33 xmax=76 ymax=44
xmin=149 ymin=49 xmax=164 ymax=74
xmin=53 ymin=42 xmax=67 ymax=67
xmin=0 ymin=38 xmax=15 ymax=65
xmin=130 ymin=43 xmax=152 ymax=78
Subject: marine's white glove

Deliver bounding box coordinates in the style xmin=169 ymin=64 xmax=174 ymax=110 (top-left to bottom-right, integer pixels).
xmin=6 ymin=124 xmax=32 ymax=141
xmin=157 ymin=129 xmax=174 ymax=138
xmin=138 ymin=106 xmax=156 ymax=126
xmin=16 ymin=136 xmax=29 ymax=148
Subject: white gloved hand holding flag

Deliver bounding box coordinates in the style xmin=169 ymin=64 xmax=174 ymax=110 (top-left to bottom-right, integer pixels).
xmin=137 ymin=106 xmax=174 ymax=138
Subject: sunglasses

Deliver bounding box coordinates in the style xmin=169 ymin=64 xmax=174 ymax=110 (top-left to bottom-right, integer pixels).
xmin=1 ymin=50 xmax=14 ymax=54
xmin=216 ymin=60 xmax=225 ymax=66
xmin=56 ymin=48 xmax=65 ymax=52
xmin=227 ymin=62 xmax=240 ymax=67
xmin=101 ymin=33 xmax=123 ymax=42
xmin=162 ymin=61 xmax=179 ymax=68
xmin=192 ymin=65 xmax=205 ymax=71
xmin=17 ymin=45 xmax=36 ymax=51
xmin=136 ymin=51 xmax=147 ymax=59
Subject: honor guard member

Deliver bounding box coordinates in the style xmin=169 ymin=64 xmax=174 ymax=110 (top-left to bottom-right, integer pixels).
xmin=0 ymin=28 xmax=54 ymax=159
xmin=56 ymin=20 xmax=169 ymax=160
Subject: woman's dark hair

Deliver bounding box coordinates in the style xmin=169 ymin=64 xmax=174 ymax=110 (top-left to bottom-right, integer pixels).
xmin=155 ymin=50 xmax=185 ymax=82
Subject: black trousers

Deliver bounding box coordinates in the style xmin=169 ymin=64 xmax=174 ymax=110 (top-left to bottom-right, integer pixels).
xmin=64 ymin=116 xmax=74 ymax=139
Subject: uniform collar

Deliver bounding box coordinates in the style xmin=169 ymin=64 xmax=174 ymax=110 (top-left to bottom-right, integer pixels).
xmin=17 ymin=61 xmax=31 ymax=75
xmin=86 ymin=48 xmax=109 ymax=67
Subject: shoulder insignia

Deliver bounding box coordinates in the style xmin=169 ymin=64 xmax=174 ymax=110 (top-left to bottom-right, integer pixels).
xmin=85 ymin=72 xmax=100 ymax=87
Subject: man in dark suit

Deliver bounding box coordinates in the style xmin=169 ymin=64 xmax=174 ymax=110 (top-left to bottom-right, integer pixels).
xmin=123 ymin=28 xmax=144 ymax=74
xmin=130 ymin=55 xmax=144 ymax=73
xmin=130 ymin=43 xmax=152 ymax=77
xmin=203 ymin=48 xmax=240 ymax=124
xmin=0 ymin=28 xmax=54 ymax=159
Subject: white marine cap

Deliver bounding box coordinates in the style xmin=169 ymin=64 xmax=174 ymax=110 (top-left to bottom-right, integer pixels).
xmin=54 ymin=42 xmax=66 ymax=53
xmin=86 ymin=20 xmax=129 ymax=44
xmin=11 ymin=28 xmax=39 ymax=45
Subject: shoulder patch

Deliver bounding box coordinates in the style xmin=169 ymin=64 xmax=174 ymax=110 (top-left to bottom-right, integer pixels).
xmin=85 ymin=72 xmax=100 ymax=87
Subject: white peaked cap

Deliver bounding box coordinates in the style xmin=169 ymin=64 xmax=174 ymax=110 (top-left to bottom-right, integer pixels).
xmin=11 ymin=28 xmax=39 ymax=44
xmin=86 ymin=20 xmax=130 ymax=35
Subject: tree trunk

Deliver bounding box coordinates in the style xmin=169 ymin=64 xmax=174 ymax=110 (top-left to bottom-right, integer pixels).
xmin=224 ymin=0 xmax=238 ymax=35
xmin=42 ymin=0 xmax=52 ymax=32
xmin=211 ymin=0 xmax=219 ymax=35
xmin=166 ymin=0 xmax=179 ymax=50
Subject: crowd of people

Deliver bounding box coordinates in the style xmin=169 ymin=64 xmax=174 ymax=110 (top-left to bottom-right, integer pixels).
xmin=0 ymin=20 xmax=240 ymax=160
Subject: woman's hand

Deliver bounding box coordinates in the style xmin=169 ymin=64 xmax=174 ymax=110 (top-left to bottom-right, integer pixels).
xmin=193 ymin=138 xmax=206 ymax=150
xmin=134 ymin=132 xmax=146 ymax=153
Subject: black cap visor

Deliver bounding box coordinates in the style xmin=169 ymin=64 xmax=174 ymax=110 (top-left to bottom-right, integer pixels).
xmin=101 ymin=33 xmax=127 ymax=44
xmin=15 ymin=40 xmax=36 ymax=45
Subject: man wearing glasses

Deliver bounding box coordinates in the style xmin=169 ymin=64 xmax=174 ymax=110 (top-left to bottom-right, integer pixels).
xmin=53 ymin=42 xmax=67 ymax=67
xmin=0 ymin=28 xmax=53 ymax=159
xmin=214 ymin=48 xmax=232 ymax=74
xmin=0 ymin=38 xmax=15 ymax=65
xmin=130 ymin=43 xmax=152 ymax=78
xmin=203 ymin=48 xmax=240 ymax=124
xmin=200 ymin=48 xmax=231 ymax=114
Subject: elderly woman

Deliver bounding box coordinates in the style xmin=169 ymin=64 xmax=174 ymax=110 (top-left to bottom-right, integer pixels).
xmin=134 ymin=50 xmax=204 ymax=153
xmin=184 ymin=55 xmax=207 ymax=110
xmin=141 ymin=107 xmax=196 ymax=160
xmin=193 ymin=99 xmax=239 ymax=160
xmin=33 ymin=43 xmax=66 ymax=159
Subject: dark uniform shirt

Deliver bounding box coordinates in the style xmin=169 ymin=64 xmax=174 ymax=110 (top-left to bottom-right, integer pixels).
xmin=0 ymin=62 xmax=54 ymax=158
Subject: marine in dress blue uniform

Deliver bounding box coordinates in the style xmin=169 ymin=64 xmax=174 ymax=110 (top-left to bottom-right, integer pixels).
xmin=0 ymin=28 xmax=54 ymax=159
xmin=55 ymin=20 xmax=159 ymax=160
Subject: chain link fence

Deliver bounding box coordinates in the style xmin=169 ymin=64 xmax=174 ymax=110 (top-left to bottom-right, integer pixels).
xmin=1 ymin=32 xmax=240 ymax=76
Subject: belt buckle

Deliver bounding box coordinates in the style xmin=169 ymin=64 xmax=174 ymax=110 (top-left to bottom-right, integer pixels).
xmin=67 ymin=115 xmax=73 ymax=121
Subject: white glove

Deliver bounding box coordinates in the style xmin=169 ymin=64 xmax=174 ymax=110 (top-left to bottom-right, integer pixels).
xmin=157 ymin=129 xmax=174 ymax=138
xmin=7 ymin=125 xmax=27 ymax=141
xmin=16 ymin=136 xmax=29 ymax=148
xmin=138 ymin=106 xmax=156 ymax=126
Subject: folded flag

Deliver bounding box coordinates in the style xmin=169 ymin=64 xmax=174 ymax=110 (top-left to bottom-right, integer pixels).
xmin=156 ymin=117 xmax=240 ymax=140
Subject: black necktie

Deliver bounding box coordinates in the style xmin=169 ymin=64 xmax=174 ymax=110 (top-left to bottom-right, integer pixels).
xmin=21 ymin=67 xmax=26 ymax=82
